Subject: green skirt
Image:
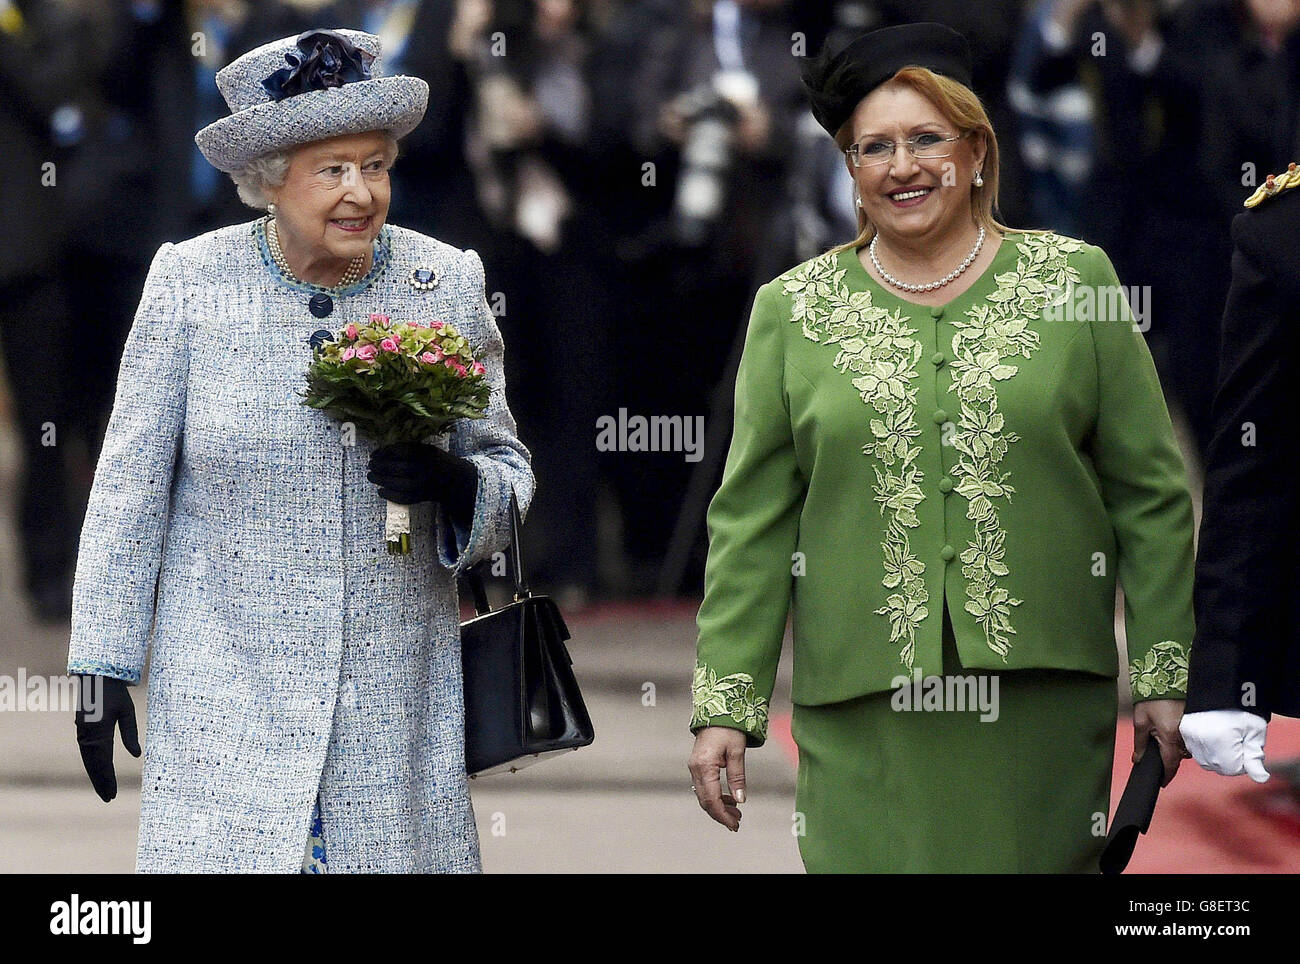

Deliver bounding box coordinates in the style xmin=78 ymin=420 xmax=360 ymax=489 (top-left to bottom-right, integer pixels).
xmin=791 ymin=606 xmax=1116 ymax=873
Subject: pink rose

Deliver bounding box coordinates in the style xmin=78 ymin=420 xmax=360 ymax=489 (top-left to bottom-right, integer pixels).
xmin=471 ymin=362 xmax=486 ymax=376
xmin=355 ymin=344 xmax=377 ymax=361
xmin=429 ymin=320 xmax=444 ymax=329
xmin=420 ymin=351 xmax=437 ymax=364
xmin=380 ymin=338 xmax=399 ymax=352
xmin=344 ymin=324 xmax=359 ymax=340
xmin=341 ymin=346 xmax=356 ymax=361
xmin=370 ymin=313 xmax=390 ymax=327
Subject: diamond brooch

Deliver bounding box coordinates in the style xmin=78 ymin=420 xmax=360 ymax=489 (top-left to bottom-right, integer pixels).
xmin=407 ymin=267 xmax=440 ymax=290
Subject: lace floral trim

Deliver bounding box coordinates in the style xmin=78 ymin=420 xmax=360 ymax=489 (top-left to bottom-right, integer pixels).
xmin=784 ymin=254 xmax=929 ymax=668
xmin=948 ymin=233 xmax=1082 ymax=659
xmin=691 ymin=663 xmax=770 ymax=738
xmin=1130 ymin=640 xmax=1190 ymax=699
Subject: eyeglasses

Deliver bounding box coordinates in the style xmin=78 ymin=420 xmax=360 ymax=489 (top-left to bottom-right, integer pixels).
xmin=845 ymin=131 xmax=971 ymax=168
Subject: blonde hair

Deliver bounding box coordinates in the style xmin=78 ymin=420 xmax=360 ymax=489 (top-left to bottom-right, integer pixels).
xmin=827 ymin=66 xmax=1033 ymax=257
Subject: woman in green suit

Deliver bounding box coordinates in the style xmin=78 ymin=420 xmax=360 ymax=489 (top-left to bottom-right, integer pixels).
xmin=687 ymin=23 xmax=1195 ymax=872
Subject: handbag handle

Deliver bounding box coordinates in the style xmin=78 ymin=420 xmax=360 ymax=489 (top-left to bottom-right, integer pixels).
xmin=464 ymin=488 xmax=529 ymax=616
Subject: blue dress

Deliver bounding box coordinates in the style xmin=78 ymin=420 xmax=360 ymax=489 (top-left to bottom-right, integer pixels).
xmin=301 ymin=795 xmax=328 ymax=874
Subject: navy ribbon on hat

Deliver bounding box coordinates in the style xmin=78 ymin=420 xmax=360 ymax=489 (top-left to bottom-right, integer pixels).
xmin=261 ymin=29 xmax=375 ymax=103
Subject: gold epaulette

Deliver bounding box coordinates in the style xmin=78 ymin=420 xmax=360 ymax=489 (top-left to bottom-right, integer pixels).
xmin=0 ymin=4 xmax=23 ymax=35
xmin=1244 ymin=162 xmax=1300 ymax=208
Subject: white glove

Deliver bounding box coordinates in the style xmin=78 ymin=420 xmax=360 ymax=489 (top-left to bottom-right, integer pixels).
xmin=1179 ymin=710 xmax=1270 ymax=782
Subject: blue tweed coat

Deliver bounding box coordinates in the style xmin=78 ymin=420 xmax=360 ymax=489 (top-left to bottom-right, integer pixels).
xmin=66 ymin=217 xmax=534 ymax=873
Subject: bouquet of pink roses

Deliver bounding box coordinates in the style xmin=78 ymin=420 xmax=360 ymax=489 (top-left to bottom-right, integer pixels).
xmin=302 ymin=312 xmax=489 ymax=554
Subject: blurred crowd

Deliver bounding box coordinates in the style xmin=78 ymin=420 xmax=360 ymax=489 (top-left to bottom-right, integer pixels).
xmin=3 ymin=0 xmax=1299 ymax=621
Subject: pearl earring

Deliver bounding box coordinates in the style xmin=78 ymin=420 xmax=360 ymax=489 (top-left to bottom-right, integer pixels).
xmin=267 ymin=202 xmax=278 ymax=216
xmin=973 ymin=171 xmax=984 ymax=188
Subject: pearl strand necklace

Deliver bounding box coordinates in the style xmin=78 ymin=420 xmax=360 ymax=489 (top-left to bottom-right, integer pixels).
xmin=267 ymin=216 xmax=366 ymax=289
xmin=869 ymin=224 xmax=986 ymax=293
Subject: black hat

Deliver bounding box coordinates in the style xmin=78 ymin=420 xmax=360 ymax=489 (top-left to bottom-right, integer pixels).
xmin=801 ymin=22 xmax=974 ymax=139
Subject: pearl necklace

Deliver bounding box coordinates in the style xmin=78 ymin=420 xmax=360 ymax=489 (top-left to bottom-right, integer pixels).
xmin=869 ymin=224 xmax=986 ymax=293
xmin=267 ymin=216 xmax=367 ymax=289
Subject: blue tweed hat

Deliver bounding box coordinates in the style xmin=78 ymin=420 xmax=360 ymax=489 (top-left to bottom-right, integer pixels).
xmin=195 ymin=28 xmax=429 ymax=173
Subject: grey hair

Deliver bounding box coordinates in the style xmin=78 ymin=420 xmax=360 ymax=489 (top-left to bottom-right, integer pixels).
xmin=229 ymin=131 xmax=400 ymax=210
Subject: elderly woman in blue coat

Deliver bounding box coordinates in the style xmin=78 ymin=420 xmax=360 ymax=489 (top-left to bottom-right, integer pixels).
xmin=65 ymin=29 xmax=534 ymax=873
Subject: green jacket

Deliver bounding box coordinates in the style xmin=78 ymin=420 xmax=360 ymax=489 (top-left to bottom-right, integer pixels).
xmin=692 ymin=231 xmax=1196 ymax=746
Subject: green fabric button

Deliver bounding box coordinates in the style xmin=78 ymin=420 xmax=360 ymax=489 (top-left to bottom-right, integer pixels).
xmin=939 ymin=476 xmax=954 ymax=493
xmin=931 ymin=351 xmax=945 ymax=366
xmin=930 ymin=306 xmax=944 ymax=319
xmin=933 ymin=409 xmax=948 ymax=424
xmin=941 ymin=544 xmax=956 ymax=561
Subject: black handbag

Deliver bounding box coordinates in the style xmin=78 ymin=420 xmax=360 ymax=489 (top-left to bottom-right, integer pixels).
xmin=459 ymin=491 xmax=595 ymax=776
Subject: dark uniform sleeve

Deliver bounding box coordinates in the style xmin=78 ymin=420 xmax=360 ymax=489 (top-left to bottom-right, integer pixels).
xmin=1187 ymin=201 xmax=1299 ymax=719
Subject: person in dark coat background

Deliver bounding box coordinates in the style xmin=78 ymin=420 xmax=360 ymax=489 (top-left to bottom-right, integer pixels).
xmin=0 ymin=0 xmax=86 ymax=620
xmin=431 ymin=0 xmax=613 ymax=601
xmin=1200 ymin=0 xmax=1300 ymax=225
xmin=1017 ymin=0 xmax=1241 ymax=463
xmin=56 ymin=0 xmax=198 ymax=466
xmin=1180 ymin=167 xmax=1300 ymax=783
xmin=609 ymin=0 xmax=813 ymax=593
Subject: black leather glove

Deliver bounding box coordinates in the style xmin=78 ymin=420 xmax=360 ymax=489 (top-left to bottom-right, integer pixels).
xmin=367 ymin=441 xmax=479 ymax=533
xmin=74 ymin=674 xmax=141 ymax=803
